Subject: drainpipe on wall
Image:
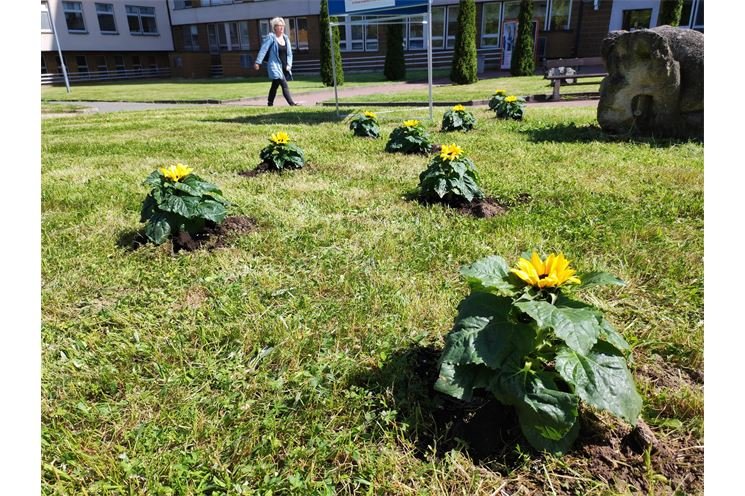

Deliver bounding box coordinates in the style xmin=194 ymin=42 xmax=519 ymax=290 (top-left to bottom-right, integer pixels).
xmin=572 ymin=0 xmax=586 ymax=58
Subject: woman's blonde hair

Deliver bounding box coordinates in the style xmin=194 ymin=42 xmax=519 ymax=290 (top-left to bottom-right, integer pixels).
xmin=270 ymin=17 xmax=285 ymax=29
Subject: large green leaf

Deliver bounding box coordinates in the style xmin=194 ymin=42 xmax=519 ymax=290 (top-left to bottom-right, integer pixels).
xmin=433 ymin=362 xmax=492 ymax=401
xmin=519 ymin=372 xmax=579 ymax=440
xmin=143 ymin=170 xmax=162 ymax=188
xmin=460 ymin=256 xmax=520 ymax=296
xmin=519 ymin=414 xmax=580 ymax=455
xmin=555 ymin=342 xmax=642 ymax=425
xmin=515 ymin=300 xmax=601 ymax=355
xmin=598 ymin=317 xmax=631 ymax=354
xmin=439 ymin=292 xmax=536 ymax=370
xmin=577 ymin=271 xmax=625 ymax=289
xmin=139 ymin=194 xmax=157 ymax=223
xmin=198 ymin=200 xmax=228 ymax=224
xmin=172 ymin=180 xmax=202 ymax=197
xmin=160 ymin=194 xmax=200 ymax=218
xmin=144 ymin=213 xmax=172 ymax=245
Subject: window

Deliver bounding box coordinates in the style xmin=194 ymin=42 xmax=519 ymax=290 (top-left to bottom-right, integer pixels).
xmin=95 ymin=55 xmax=107 ymax=72
xmin=126 ymin=5 xmax=158 ymax=35
xmin=76 ymin=55 xmax=89 ymax=74
xmin=548 ymin=0 xmax=571 ymax=30
xmin=503 ymin=1 xmax=520 ymax=20
xmin=114 ymin=55 xmax=125 ymax=72
xmin=693 ymin=0 xmax=704 ymax=29
xmin=622 ymin=9 xmax=652 ymax=31
xmin=41 ymin=3 xmax=53 ymax=32
xmin=259 ymin=19 xmax=270 ymax=38
xmin=96 ymin=3 xmax=117 ymax=33
xmin=42 ymin=56 xmax=48 ymax=74
xmin=147 ymin=56 xmax=157 ymax=69
xmin=207 ymin=22 xmax=249 ymax=52
xmin=174 ymin=0 xmax=193 ymax=8
xmin=288 ymin=17 xmax=310 ymax=51
xmin=406 ymin=16 xmax=424 ymax=50
xmin=338 ymin=16 xmax=378 ymax=52
xmin=240 ymin=54 xmax=253 ymax=68
xmin=446 ymin=5 xmax=459 ymax=48
xmin=131 ymin=55 xmax=142 ymax=71
xmin=184 ymin=25 xmax=200 ymax=50
xmin=239 ymin=21 xmax=250 ymax=49
xmin=481 ymin=2 xmax=502 ymax=47
xmin=349 ymin=16 xmax=364 ymax=51
xmin=430 ymin=6 xmax=445 ymax=49
xmin=63 ymin=2 xmax=86 ymax=32
xmin=534 ymin=1 xmax=548 ymax=29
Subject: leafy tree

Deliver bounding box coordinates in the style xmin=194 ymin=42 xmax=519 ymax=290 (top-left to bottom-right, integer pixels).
xmin=384 ymin=23 xmax=406 ymax=81
xmin=320 ymin=0 xmax=344 ymax=86
xmin=510 ymin=0 xmax=535 ymax=77
xmin=449 ymin=0 xmax=478 ymax=84
xmin=658 ymin=0 xmax=684 ymax=26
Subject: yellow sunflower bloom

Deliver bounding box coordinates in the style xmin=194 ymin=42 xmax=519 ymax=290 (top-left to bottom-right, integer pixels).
xmin=159 ymin=163 xmax=193 ymax=182
xmin=505 ymin=95 xmax=518 ymax=103
xmin=270 ymin=132 xmax=290 ymax=144
xmin=511 ymin=252 xmax=581 ymax=289
xmin=439 ymin=143 xmax=463 ymax=161
xmin=402 ymin=119 xmax=420 ymax=128
xmin=452 ymin=104 xmax=465 ymax=112
xmin=494 ymin=89 xmax=506 ymax=95
xmin=363 ymin=111 xmax=377 ymax=119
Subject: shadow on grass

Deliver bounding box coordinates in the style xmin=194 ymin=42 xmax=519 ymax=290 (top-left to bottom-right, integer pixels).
xmin=202 ymin=109 xmax=345 ymax=126
xmin=521 ymin=122 xmax=702 ymax=146
xmin=116 ymin=229 xmax=147 ymax=251
xmin=348 ymin=344 xmax=525 ymax=468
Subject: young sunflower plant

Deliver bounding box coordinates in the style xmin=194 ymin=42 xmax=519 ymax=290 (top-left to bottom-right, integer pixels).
xmin=259 ymin=132 xmax=305 ymax=171
xmin=441 ymin=104 xmax=477 ymax=132
xmin=349 ymin=110 xmax=381 ymax=138
xmin=418 ymin=143 xmax=483 ymax=205
xmin=140 ymin=164 xmax=229 ymax=245
xmin=385 ymin=119 xmax=433 ymax=154
xmin=487 ymin=89 xmax=507 ymax=112
xmin=493 ymin=94 xmax=526 ymax=120
xmin=435 ymin=251 xmax=641 ymax=455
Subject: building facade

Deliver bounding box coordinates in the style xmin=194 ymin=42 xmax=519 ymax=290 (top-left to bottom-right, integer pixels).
xmin=42 ymin=0 xmax=704 ymax=83
xmin=41 ymin=0 xmax=174 ymax=84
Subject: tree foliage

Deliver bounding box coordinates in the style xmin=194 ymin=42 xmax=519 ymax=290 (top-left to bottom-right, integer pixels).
xmin=449 ymin=0 xmax=478 ymax=84
xmin=320 ymin=0 xmax=344 ymax=86
xmin=384 ymin=23 xmax=406 ymax=81
xmin=510 ymin=0 xmax=535 ymax=77
xmin=658 ymin=0 xmax=684 ymax=26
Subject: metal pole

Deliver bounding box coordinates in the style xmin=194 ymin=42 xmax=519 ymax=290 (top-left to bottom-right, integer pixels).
xmin=47 ymin=2 xmax=70 ymax=93
xmin=329 ymin=20 xmax=339 ymax=118
xmin=426 ymin=0 xmax=433 ymax=121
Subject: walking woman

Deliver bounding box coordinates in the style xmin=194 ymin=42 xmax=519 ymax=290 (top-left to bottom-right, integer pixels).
xmin=254 ymin=17 xmax=299 ymax=106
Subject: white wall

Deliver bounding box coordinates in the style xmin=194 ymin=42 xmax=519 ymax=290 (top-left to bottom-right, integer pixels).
xmin=608 ymin=0 xmax=660 ymax=31
xmin=168 ymin=0 xmax=319 ymax=25
xmin=41 ymin=0 xmax=174 ymax=52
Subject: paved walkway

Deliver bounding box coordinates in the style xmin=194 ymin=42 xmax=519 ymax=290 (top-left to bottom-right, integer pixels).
xmin=43 ymin=76 xmax=598 ymax=117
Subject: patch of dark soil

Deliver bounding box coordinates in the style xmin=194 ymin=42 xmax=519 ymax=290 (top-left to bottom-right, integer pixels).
xmin=356 ymin=344 xmax=704 ymax=494
xmin=172 ymin=215 xmax=257 ymax=252
xmin=636 ymin=352 xmax=704 ymax=388
xmin=239 ymin=163 xmax=308 ymax=177
xmin=416 ymin=196 xmax=510 ymax=218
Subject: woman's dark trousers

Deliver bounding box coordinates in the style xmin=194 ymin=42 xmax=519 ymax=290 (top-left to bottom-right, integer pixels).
xmin=267 ymin=78 xmax=295 ymax=106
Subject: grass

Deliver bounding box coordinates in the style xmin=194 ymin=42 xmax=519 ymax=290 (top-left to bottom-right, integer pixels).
xmin=40 ymin=69 xmax=452 ymax=103
xmin=41 ymin=102 xmax=91 ymax=114
xmin=42 ymin=104 xmax=702 ymax=494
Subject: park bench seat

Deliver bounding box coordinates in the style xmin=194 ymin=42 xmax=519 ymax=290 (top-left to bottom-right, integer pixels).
xmin=543 ymin=57 xmax=608 ymax=100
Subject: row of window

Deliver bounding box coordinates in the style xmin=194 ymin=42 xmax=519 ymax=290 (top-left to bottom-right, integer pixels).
xmin=42 ymin=53 xmax=161 ymax=74
xmin=41 ymin=2 xmax=159 ymax=36
xmin=182 ymin=17 xmax=310 ymax=52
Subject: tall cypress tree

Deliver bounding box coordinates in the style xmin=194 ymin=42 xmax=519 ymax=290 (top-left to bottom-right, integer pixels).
xmin=510 ymin=0 xmax=535 ymax=76
xmin=384 ymin=23 xmax=406 ymax=81
xmin=449 ymin=0 xmax=478 ymax=84
xmin=658 ymin=0 xmax=684 ymax=26
xmin=320 ymin=0 xmax=344 ymax=86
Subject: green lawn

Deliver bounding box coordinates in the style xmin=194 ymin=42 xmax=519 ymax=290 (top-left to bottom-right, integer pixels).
xmin=42 ymin=105 xmax=702 ymax=494
xmin=40 ymin=69 xmax=452 ymax=103
xmin=326 ymin=75 xmax=603 ymax=104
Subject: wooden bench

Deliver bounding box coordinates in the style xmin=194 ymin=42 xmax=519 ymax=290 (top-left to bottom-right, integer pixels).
xmin=543 ymin=57 xmax=607 ymax=100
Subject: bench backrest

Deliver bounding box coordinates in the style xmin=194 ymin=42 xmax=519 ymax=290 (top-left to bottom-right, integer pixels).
xmin=544 ymin=56 xmax=604 ymax=69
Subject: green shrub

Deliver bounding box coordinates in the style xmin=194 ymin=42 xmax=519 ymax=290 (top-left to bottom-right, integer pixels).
xmin=384 ymin=23 xmax=406 ymax=81
xmin=418 ymin=143 xmax=483 ymax=204
xmin=449 ymin=0 xmax=478 ymax=84
xmin=435 ymin=252 xmax=641 ymax=455
xmin=140 ymin=164 xmax=229 ymax=245
xmin=259 ymin=132 xmax=306 ymax=170
xmin=658 ymin=0 xmax=684 ymax=26
xmin=320 ymin=0 xmax=344 ymax=86
xmin=441 ymin=104 xmax=477 ymax=132
xmin=487 ymin=89 xmax=507 ymax=112
xmin=510 ymin=0 xmax=535 ymax=77
xmin=493 ymin=95 xmax=525 ymax=120
xmin=385 ymin=119 xmax=433 ymax=154
xmin=349 ymin=111 xmax=381 ymax=138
